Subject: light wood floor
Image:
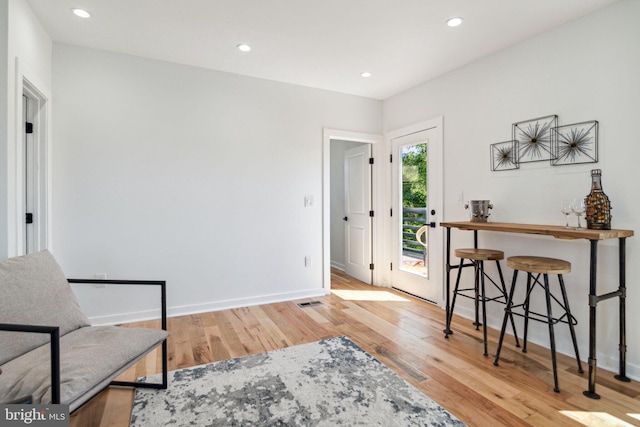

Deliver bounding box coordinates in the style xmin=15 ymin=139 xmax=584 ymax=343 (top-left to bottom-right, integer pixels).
xmin=71 ymin=269 xmax=640 ymax=426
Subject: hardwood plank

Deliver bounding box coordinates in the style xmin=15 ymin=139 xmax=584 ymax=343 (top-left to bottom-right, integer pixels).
xmin=70 ymin=268 xmax=640 ymax=427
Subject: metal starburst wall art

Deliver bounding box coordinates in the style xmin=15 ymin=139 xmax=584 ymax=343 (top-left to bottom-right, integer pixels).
xmin=491 ymin=140 xmax=519 ymax=171
xmin=512 ymin=114 xmax=558 ymax=163
xmin=551 ymin=120 xmax=598 ymax=166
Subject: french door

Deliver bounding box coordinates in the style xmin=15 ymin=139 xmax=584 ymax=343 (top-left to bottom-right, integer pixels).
xmin=390 ymin=123 xmax=443 ymax=304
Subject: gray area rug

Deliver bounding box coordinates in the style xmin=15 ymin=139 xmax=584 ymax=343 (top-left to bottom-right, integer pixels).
xmin=130 ymin=336 xmax=466 ymax=426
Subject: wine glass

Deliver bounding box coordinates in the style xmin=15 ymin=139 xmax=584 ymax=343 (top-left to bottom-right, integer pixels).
xmin=571 ymin=198 xmax=586 ymax=230
xmin=560 ymin=200 xmax=572 ymax=228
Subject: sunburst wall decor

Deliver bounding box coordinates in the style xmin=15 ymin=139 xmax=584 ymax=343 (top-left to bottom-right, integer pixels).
xmin=551 ymin=120 xmax=598 ymax=166
xmin=513 ymin=114 xmax=558 ymax=163
xmin=490 ymin=140 xmax=519 ymax=171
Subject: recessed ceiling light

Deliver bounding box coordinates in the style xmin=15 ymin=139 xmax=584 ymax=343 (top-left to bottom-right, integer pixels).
xmin=446 ymin=17 xmax=463 ymax=27
xmin=237 ymin=44 xmax=251 ymax=52
xmin=72 ymin=8 xmax=91 ymax=18
xmin=360 ymin=72 xmax=372 ymax=78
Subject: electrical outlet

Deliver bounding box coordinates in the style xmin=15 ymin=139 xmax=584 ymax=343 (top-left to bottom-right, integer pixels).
xmin=456 ymin=191 xmax=464 ymax=204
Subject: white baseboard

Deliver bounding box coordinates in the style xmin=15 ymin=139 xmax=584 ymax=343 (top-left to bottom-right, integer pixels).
xmin=88 ymin=288 xmax=330 ymax=326
xmin=330 ymin=261 xmax=345 ymax=271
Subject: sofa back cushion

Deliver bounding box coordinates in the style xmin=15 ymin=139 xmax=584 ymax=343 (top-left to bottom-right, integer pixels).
xmin=0 ymin=250 xmax=91 ymax=365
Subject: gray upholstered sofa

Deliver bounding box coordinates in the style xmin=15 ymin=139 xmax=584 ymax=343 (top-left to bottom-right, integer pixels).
xmin=0 ymin=250 xmax=169 ymax=412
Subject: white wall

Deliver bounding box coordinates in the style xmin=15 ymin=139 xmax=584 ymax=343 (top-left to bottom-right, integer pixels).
xmin=0 ymin=0 xmax=52 ymax=258
xmin=52 ymin=44 xmax=382 ymax=324
xmin=383 ymin=0 xmax=640 ymax=379
xmin=0 ymin=4 xmax=8 ymax=259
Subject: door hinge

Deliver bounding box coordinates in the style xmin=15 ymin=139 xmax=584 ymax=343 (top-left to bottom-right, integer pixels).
xmin=390 ymin=262 xmax=393 ymax=271
xmin=369 ymin=157 xmax=374 ymax=165
xmin=390 ymin=208 xmax=393 ymax=217
xmin=389 ymin=154 xmax=393 ymax=162
xmin=369 ymin=210 xmax=374 ymax=217
xmin=25 ymin=122 xmax=34 ymax=134
xmin=369 ymin=263 xmax=374 ymax=270
xmin=25 ymin=213 xmax=33 ymax=224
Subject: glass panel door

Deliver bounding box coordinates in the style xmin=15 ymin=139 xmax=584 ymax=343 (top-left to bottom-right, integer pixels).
xmin=390 ymin=123 xmax=442 ymax=304
xmin=400 ymin=142 xmax=428 ymax=277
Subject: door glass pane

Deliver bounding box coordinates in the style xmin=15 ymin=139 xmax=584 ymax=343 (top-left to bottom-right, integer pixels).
xmin=400 ymin=142 xmax=428 ymax=277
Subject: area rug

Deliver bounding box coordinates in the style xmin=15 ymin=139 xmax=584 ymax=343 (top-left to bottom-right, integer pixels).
xmin=130 ymin=336 xmax=466 ymax=426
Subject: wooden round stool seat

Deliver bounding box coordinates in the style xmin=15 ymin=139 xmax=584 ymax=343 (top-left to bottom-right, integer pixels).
xmin=507 ymin=256 xmax=571 ymax=275
xmin=454 ymin=248 xmax=504 ymax=261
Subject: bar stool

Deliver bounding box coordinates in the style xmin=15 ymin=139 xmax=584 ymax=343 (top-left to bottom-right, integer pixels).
xmin=494 ymin=256 xmax=584 ymax=393
xmin=445 ymin=248 xmax=520 ymax=356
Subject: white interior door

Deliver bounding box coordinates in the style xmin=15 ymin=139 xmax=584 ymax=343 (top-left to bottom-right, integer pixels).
xmin=390 ymin=126 xmax=442 ymax=303
xmin=344 ymin=144 xmax=372 ymax=284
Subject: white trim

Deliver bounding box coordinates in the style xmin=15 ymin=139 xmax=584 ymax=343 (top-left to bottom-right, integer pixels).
xmin=330 ymin=261 xmax=346 ymax=271
xmin=385 ymin=117 xmax=442 ymax=141
xmin=13 ymin=57 xmax=52 ymax=255
xmin=322 ymin=128 xmax=383 ymax=291
xmin=384 ymin=117 xmax=445 ymax=304
xmin=87 ymin=288 xmax=330 ymax=326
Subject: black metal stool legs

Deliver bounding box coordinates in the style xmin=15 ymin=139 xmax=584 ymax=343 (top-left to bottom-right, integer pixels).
xmin=495 ymin=264 xmax=583 ymax=393
xmin=480 ymin=261 xmax=488 ymax=356
xmin=543 ymin=273 xmax=560 ymax=393
xmin=494 ymin=270 xmax=518 ymax=365
xmin=445 ymin=258 xmax=466 ymax=338
xmin=496 ymin=260 xmax=520 ymax=348
xmin=474 ymin=261 xmax=481 ymax=329
xmin=448 ymin=250 xmax=519 ymax=356
xmin=522 ymin=273 xmax=533 ymax=353
xmin=558 ymin=274 xmax=584 ymax=374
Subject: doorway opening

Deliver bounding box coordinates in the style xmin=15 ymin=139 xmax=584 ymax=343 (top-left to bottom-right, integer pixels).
xmin=331 ymin=140 xmax=372 ymax=283
xmin=322 ymin=129 xmax=383 ymax=290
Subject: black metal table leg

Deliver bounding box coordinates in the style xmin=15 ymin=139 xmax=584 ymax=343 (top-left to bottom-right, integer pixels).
xmin=614 ymin=237 xmax=630 ymax=383
xmin=584 ymin=237 xmax=631 ymax=399
xmin=444 ymin=226 xmax=453 ymax=336
xmin=584 ymin=239 xmax=600 ymax=399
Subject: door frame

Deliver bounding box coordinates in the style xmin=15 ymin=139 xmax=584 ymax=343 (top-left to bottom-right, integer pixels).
xmin=322 ymin=129 xmax=383 ymax=290
xmin=13 ymin=59 xmax=52 ymax=256
xmin=385 ymin=117 xmax=444 ymax=305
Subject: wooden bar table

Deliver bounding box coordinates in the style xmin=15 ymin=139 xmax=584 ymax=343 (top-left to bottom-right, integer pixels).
xmin=440 ymin=221 xmax=634 ymax=399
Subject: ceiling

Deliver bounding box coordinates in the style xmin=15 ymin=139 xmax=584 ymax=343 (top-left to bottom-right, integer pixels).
xmin=26 ymin=0 xmax=618 ymax=100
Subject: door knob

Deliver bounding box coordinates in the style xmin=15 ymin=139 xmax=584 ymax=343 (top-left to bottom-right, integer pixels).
xmin=343 ymin=216 xmax=348 ymax=221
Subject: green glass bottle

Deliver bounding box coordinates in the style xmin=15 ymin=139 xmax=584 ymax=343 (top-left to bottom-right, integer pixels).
xmin=585 ymin=169 xmax=611 ymax=230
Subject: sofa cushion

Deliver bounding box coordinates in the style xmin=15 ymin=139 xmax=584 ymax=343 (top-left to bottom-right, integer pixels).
xmin=0 ymin=325 xmax=169 ymax=412
xmin=0 ymin=250 xmax=91 ymax=365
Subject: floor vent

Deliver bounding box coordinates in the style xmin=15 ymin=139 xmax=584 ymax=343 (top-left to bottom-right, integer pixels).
xmin=297 ymin=301 xmax=322 ymax=308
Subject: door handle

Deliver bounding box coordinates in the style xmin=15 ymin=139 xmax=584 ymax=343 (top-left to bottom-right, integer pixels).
xmin=429 ymin=222 xmax=436 ymax=228
xmin=343 ymin=216 xmax=348 ymax=221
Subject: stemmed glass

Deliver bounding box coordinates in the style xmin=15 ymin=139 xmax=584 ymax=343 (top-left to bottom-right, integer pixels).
xmin=560 ymin=200 xmax=572 ymax=229
xmin=571 ymin=198 xmax=586 ymax=230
